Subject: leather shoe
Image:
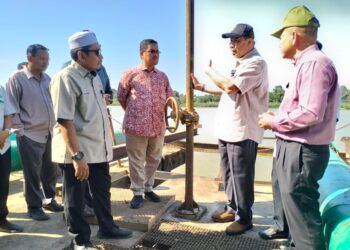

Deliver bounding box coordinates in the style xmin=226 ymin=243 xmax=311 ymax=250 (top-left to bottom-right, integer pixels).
xmin=225 ymin=221 xmax=253 ymax=235
xmin=211 ymin=211 xmax=235 ymax=222
xmin=0 ymin=220 xmax=24 ymax=233
xmin=130 ymin=195 xmax=143 ymax=209
xmin=144 ymin=191 xmax=161 ymax=202
xmin=258 ymin=227 xmax=288 ymax=240
xmin=97 ymin=226 xmax=132 ymax=239
xmin=43 ymin=200 xmax=64 ymax=212
xmin=27 ymin=208 xmax=50 ymax=221
xmin=83 ymin=205 xmax=95 ymax=218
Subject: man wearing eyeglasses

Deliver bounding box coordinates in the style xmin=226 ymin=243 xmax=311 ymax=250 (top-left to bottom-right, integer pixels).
xmin=191 ymin=24 xmax=268 ymax=235
xmin=50 ymin=30 xmax=132 ymax=250
xmin=117 ymin=39 xmax=173 ymax=209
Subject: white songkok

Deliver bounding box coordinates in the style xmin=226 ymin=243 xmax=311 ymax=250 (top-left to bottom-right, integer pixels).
xmin=68 ymin=30 xmax=98 ymax=50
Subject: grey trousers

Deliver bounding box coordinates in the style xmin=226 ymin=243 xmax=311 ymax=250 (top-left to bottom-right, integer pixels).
xmin=275 ymin=138 xmax=329 ymax=250
xmin=271 ymin=157 xmax=289 ymax=234
xmin=16 ymin=135 xmax=58 ymax=210
xmin=218 ymin=139 xmax=257 ymax=224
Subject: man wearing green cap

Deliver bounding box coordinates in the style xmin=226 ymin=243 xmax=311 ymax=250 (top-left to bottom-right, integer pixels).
xmin=259 ymin=6 xmax=340 ymax=250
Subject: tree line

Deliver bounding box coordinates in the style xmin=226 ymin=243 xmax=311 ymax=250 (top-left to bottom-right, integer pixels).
xmin=173 ymin=85 xmax=350 ymax=109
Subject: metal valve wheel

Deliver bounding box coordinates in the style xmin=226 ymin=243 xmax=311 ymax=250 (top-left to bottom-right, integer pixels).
xmin=165 ymin=96 xmax=181 ymax=133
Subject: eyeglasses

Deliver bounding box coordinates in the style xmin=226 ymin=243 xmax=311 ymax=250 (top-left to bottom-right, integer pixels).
xmin=82 ymin=49 xmax=102 ymax=57
xmin=145 ymin=50 xmax=161 ymax=55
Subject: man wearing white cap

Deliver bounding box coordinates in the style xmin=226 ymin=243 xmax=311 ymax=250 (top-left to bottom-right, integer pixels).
xmin=50 ymin=30 xmax=132 ymax=250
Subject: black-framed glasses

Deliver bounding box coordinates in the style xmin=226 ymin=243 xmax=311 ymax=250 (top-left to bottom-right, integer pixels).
xmin=145 ymin=50 xmax=161 ymax=55
xmin=82 ymin=49 xmax=102 ymax=57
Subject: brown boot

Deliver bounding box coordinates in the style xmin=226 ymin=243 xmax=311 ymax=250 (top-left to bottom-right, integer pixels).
xmin=211 ymin=211 xmax=235 ymax=222
xmin=225 ymin=221 xmax=253 ymax=235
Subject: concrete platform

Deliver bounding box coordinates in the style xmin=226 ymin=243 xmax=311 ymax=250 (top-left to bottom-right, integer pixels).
xmin=1 ymin=152 xmax=282 ymax=250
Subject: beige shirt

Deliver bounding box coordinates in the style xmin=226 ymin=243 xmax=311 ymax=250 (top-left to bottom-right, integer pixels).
xmin=215 ymin=48 xmax=269 ymax=143
xmin=6 ymin=67 xmax=55 ymax=143
xmin=50 ymin=61 xmax=113 ymax=164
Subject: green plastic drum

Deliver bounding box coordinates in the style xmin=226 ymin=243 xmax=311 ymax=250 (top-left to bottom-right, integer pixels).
xmin=319 ymin=149 xmax=350 ymax=250
xmin=10 ymin=133 xmax=22 ymax=171
xmin=10 ymin=130 xmax=125 ymax=172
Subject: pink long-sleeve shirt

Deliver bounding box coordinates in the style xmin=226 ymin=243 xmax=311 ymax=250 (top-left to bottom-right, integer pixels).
xmin=270 ymin=45 xmax=339 ymax=145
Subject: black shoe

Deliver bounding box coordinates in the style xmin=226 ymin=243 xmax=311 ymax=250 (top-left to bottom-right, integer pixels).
xmin=0 ymin=220 xmax=24 ymax=233
xmin=97 ymin=226 xmax=132 ymax=239
xmin=83 ymin=205 xmax=95 ymax=218
xmin=130 ymin=195 xmax=143 ymax=209
xmin=27 ymin=208 xmax=50 ymax=221
xmin=258 ymin=227 xmax=288 ymax=240
xmin=71 ymin=239 xmax=97 ymax=250
xmin=144 ymin=191 xmax=161 ymax=202
xmin=43 ymin=200 xmax=64 ymax=212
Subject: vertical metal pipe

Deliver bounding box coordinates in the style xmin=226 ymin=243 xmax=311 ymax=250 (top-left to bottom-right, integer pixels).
xmin=184 ymin=0 xmax=195 ymax=208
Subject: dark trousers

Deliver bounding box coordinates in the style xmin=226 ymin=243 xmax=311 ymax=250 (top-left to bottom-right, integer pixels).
xmin=271 ymin=157 xmax=289 ymax=234
xmin=275 ymin=139 xmax=329 ymax=250
xmin=0 ymin=149 xmax=11 ymax=222
xmin=218 ymin=139 xmax=257 ymax=224
xmin=60 ymin=162 xmax=115 ymax=245
xmin=16 ymin=135 xmax=57 ymax=210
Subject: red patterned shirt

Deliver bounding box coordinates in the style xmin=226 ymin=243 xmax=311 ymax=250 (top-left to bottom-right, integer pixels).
xmin=117 ymin=65 xmax=173 ymax=137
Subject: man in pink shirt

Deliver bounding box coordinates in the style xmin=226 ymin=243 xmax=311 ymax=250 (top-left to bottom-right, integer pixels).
xmin=259 ymin=6 xmax=340 ymax=250
xmin=117 ymin=39 xmax=173 ymax=209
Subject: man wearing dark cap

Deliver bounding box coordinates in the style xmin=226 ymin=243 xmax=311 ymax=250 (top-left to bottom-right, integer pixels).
xmin=191 ymin=23 xmax=268 ymax=235
xmin=259 ymin=6 xmax=340 ymax=250
xmin=50 ymin=30 xmax=132 ymax=250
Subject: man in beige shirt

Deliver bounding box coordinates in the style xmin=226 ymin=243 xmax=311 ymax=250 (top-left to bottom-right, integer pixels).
xmin=50 ymin=30 xmax=131 ymax=250
xmin=7 ymin=44 xmax=63 ymax=221
xmin=192 ymin=24 xmax=268 ymax=235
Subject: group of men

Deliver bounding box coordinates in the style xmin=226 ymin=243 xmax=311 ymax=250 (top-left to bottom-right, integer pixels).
xmin=192 ymin=5 xmax=339 ymax=250
xmin=0 ymin=5 xmax=340 ymax=250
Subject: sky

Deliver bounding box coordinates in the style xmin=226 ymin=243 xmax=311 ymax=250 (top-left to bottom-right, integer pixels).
xmin=0 ymin=0 xmax=349 ymax=94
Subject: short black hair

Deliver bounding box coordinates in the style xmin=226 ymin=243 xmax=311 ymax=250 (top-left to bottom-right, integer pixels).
xmin=140 ymin=39 xmax=158 ymax=52
xmin=17 ymin=62 xmax=27 ymax=70
xmin=26 ymin=44 xmax=48 ymax=57
xmin=70 ymin=45 xmax=91 ymax=61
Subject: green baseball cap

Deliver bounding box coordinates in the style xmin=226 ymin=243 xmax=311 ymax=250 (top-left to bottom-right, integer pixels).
xmin=271 ymin=5 xmax=320 ymax=38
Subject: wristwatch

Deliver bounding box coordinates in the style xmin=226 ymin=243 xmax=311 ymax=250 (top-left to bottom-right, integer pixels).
xmin=71 ymin=151 xmax=84 ymax=161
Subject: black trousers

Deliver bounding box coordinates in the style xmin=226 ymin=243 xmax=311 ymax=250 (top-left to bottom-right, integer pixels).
xmin=0 ymin=149 xmax=11 ymax=222
xmin=60 ymin=162 xmax=115 ymax=245
xmin=218 ymin=139 xmax=257 ymax=224
xmin=271 ymin=157 xmax=289 ymax=234
xmin=275 ymin=139 xmax=329 ymax=250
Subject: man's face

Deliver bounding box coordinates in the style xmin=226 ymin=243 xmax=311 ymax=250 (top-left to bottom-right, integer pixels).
xmin=28 ymin=49 xmax=49 ymax=72
xmin=80 ymin=43 xmax=103 ymax=71
xmin=141 ymin=43 xmax=160 ymax=68
xmin=279 ymin=28 xmax=295 ymax=59
xmin=229 ymin=37 xmax=253 ymax=58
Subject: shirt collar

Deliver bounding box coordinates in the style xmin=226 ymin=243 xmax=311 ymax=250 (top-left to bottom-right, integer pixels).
xmin=238 ymin=48 xmax=259 ymax=61
xmin=295 ymin=44 xmax=319 ymax=66
xmin=71 ymin=60 xmax=96 ymax=79
xmin=138 ymin=64 xmax=158 ymax=73
xmin=23 ymin=66 xmax=48 ymax=81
